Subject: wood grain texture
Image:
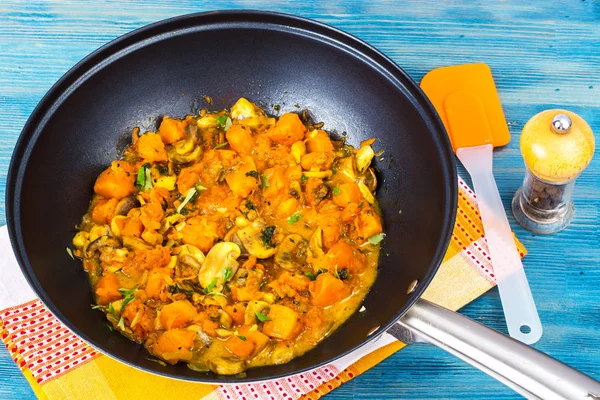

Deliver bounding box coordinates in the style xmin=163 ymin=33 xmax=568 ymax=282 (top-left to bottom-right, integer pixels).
xmin=0 ymin=1 xmax=598 ymax=399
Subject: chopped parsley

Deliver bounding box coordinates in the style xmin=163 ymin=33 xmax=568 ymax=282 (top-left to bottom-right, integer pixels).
xmin=301 ymin=175 xmax=308 ymax=182
xmin=156 ymin=165 xmax=169 ymax=175
xmin=223 ymin=267 xmax=233 ymax=282
xmin=245 ymin=200 xmax=256 ymax=210
xmin=90 ymin=304 xmax=102 ymax=310
xmin=177 ymin=187 xmax=197 ymax=213
xmin=203 ymin=278 xmax=218 ymax=294
xmin=287 ymin=214 xmax=302 ymax=225
xmin=107 ymin=303 xmax=116 ymax=316
xmin=216 ymin=115 xmax=227 ymax=127
xmin=304 ymin=271 xmax=316 ymax=280
xmin=136 ymin=163 xmax=153 ymax=191
xmin=368 ymin=232 xmax=386 ymax=245
xmin=260 ymin=174 xmax=270 ymax=190
xmin=66 ymin=247 xmax=75 ymax=260
xmin=260 ymin=226 xmax=276 ymax=248
xmin=195 ymin=183 xmax=208 ymax=192
xmin=224 ymin=117 xmax=232 ymax=131
xmin=238 ymin=335 xmax=247 ymax=341
xmin=245 ymin=170 xmax=259 ymax=179
xmin=255 ymin=311 xmax=271 ymax=322
xmin=119 ymin=286 xmax=138 ymax=310
xmin=332 ymin=187 xmax=341 ymax=196
xmin=214 ymin=141 xmax=229 ymax=149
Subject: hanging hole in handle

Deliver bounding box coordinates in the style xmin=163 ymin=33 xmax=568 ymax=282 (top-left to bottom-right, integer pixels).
xmin=520 ymin=325 xmax=532 ymax=334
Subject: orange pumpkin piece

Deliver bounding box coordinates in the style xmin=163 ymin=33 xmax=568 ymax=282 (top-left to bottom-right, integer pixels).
xmin=327 ymin=241 xmax=366 ymax=274
xmin=332 ymin=183 xmax=362 ymax=208
xmin=181 ymin=215 xmax=221 ymax=253
xmin=159 ymin=116 xmax=186 ymax=145
xmin=153 ymin=328 xmax=196 ymax=363
xmin=268 ymin=113 xmax=305 ymax=146
xmin=145 ymin=267 xmax=173 ymax=301
xmin=300 ymin=151 xmax=334 ymax=171
xmin=121 ymin=210 xmax=144 ymax=237
xmin=275 ymin=197 xmax=298 ymax=218
xmin=91 ymin=198 xmax=118 ymax=224
xmin=136 ymin=132 xmax=168 ymax=162
xmin=226 ymin=124 xmax=255 ymax=155
xmin=160 ymin=300 xmax=198 ymax=330
xmin=95 ymin=274 xmax=122 ymax=305
xmin=305 ymin=130 xmax=334 ymax=153
xmin=225 ymin=156 xmax=259 ymax=198
xmin=93 ymin=161 xmax=136 ymax=200
xmin=262 ymin=304 xmax=303 ymax=340
xmin=224 ymin=304 xmax=247 ymax=327
xmin=309 ymin=273 xmax=351 ymax=307
xmin=356 ymin=206 xmax=383 ymax=239
xmin=225 ymin=325 xmax=270 ymax=360
xmin=261 ymin=166 xmax=288 ymax=199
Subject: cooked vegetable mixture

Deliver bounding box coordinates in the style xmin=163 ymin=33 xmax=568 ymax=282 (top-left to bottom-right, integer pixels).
xmin=72 ymin=98 xmax=384 ymax=375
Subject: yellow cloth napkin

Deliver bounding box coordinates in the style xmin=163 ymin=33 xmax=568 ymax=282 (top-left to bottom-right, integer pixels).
xmin=0 ymin=177 xmax=525 ymax=400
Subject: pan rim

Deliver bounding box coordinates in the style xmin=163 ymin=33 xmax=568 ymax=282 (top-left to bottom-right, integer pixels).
xmin=5 ymin=9 xmax=457 ymax=383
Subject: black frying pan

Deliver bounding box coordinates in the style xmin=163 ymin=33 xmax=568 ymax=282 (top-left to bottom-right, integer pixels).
xmin=6 ymin=11 xmax=600 ymax=396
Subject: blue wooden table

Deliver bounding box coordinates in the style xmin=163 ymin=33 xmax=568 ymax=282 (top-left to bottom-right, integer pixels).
xmin=1 ymin=1 xmax=598 ymax=399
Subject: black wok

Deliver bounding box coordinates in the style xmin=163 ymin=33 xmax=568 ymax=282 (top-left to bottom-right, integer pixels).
xmin=6 ymin=11 xmax=600 ymax=397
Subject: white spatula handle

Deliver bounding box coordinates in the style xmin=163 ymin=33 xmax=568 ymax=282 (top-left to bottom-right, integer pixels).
xmin=457 ymin=144 xmax=542 ymax=344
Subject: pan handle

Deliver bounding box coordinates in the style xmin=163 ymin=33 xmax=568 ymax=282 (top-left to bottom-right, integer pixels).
xmin=394 ymin=299 xmax=600 ymax=400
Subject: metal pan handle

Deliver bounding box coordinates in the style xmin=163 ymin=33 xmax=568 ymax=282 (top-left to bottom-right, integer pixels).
xmin=391 ymin=299 xmax=600 ymax=400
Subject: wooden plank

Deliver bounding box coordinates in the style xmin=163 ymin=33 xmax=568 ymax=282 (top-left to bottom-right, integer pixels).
xmin=0 ymin=1 xmax=598 ymax=399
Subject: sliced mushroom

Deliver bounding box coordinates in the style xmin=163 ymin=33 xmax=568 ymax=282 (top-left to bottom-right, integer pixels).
xmin=115 ymin=196 xmax=140 ymax=216
xmin=244 ymin=300 xmax=270 ymax=325
xmin=85 ymin=236 xmax=121 ymax=258
xmin=275 ymin=234 xmax=308 ymax=271
xmin=236 ymin=219 xmax=277 ymax=259
xmin=308 ymin=227 xmax=325 ymax=258
xmin=168 ymin=143 xmax=202 ymax=164
xmin=358 ymin=167 xmax=378 ymax=192
xmin=176 ymin=244 xmax=206 ymax=270
xmin=122 ymin=235 xmax=152 ymax=251
xmin=198 ymin=242 xmax=241 ymax=292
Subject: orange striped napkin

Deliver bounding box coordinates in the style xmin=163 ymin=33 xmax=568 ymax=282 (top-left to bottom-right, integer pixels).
xmin=0 ymin=176 xmax=525 ymax=400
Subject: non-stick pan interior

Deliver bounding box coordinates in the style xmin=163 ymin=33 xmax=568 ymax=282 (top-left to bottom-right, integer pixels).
xmin=7 ymin=11 xmax=456 ymax=382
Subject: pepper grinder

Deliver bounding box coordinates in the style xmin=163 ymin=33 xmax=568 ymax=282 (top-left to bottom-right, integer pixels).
xmin=512 ymin=110 xmax=595 ymax=234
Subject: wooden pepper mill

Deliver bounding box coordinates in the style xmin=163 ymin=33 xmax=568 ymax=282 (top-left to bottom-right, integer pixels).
xmin=512 ymin=110 xmax=595 ymax=234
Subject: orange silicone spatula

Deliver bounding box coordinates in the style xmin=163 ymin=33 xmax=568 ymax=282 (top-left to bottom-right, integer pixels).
xmin=421 ymin=63 xmax=542 ymax=344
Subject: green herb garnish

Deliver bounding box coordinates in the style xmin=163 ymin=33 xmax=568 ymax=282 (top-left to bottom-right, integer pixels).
xmin=214 ymin=141 xmax=229 ymax=149
xmin=203 ymin=278 xmax=218 ymax=294
xmin=117 ymin=317 xmax=125 ymax=330
xmin=177 ymin=187 xmax=197 ymax=213
xmin=107 ymin=303 xmax=116 ymax=316
xmin=260 ymin=174 xmax=270 ymax=190
xmin=304 ymin=271 xmax=316 ymax=280
xmin=119 ymin=286 xmax=138 ymax=310
xmin=255 ymin=311 xmax=271 ymax=322
xmin=136 ymin=164 xmax=153 ymax=191
xmin=245 ymin=170 xmax=259 ymax=179
xmin=301 ymin=175 xmax=308 ymax=182
xmin=66 ymin=247 xmax=75 ymax=260
xmin=206 ymin=291 xmax=227 ymax=298
xmin=238 ymin=335 xmax=247 ymax=341
xmin=106 ymin=323 xmax=114 ymax=331
xmin=90 ymin=304 xmax=102 ymax=310
xmin=245 ymin=200 xmax=256 ymax=211
xmin=259 ymin=281 xmax=268 ymax=289
xmin=260 ymin=226 xmax=276 ymax=248
xmin=332 ymin=187 xmax=341 ymax=196
xmin=287 ymin=214 xmax=302 ymax=225
xmin=367 ymin=232 xmax=386 ymax=245
xmin=224 ymin=117 xmax=232 ymax=131
xmin=156 ymin=165 xmax=169 ymax=175
xmin=216 ymin=115 xmax=227 ymax=127
xmin=195 ymin=183 xmax=207 ymax=192
xmin=223 ymin=267 xmax=233 ymax=282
